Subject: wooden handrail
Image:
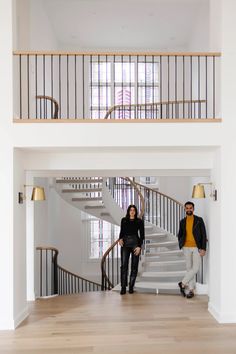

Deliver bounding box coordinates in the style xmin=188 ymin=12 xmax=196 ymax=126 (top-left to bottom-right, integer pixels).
xmin=36 ymin=246 xmax=59 ymax=252
xmin=104 ymin=99 xmax=206 ymax=119
xmin=36 ymin=246 xmax=102 ymax=294
xmin=13 ymin=51 xmax=221 ymax=56
xmin=58 ymin=264 xmax=101 ymax=288
xmin=134 ymin=181 xmax=184 ymax=208
xmin=36 ymin=95 xmax=59 ymax=119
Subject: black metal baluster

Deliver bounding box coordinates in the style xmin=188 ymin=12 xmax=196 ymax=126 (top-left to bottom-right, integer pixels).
xmin=40 ymin=249 xmax=42 ymax=297
xmin=206 ymin=56 xmax=208 ymax=118
xmin=160 ymin=55 xmax=162 ymax=119
xmin=183 ymin=56 xmax=185 ymax=118
xmin=75 ymin=55 xmax=77 ymax=118
xmin=27 ymin=55 xmax=30 ymax=119
xmin=67 ymin=55 xmax=69 ymax=118
xmin=213 ymin=56 xmax=215 ymax=118
xmin=98 ymin=55 xmax=100 ymax=119
xmin=198 ymin=55 xmax=200 ymax=119
xmin=59 ymin=55 xmax=61 ymax=119
xmin=43 ymin=55 xmax=46 ymax=119
xmin=82 ymin=55 xmax=85 ymax=118
xmin=35 ymin=55 xmax=37 ymax=119
xmin=46 ymin=250 xmax=48 ymax=296
xmin=19 ymin=55 xmax=22 ymax=119
xmin=51 ymin=55 xmax=53 ymax=118
xmin=175 ymin=55 xmax=177 ymax=119
xmin=167 ymin=55 xmax=170 ymax=118
xmin=190 ymin=55 xmax=192 ymax=118
xmin=129 ymin=55 xmax=131 ymax=118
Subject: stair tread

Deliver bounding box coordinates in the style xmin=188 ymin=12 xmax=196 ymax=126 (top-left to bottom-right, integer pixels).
xmin=141 ymin=270 xmax=186 ymax=277
xmin=85 ymin=205 xmax=105 ymax=209
xmin=146 ymin=250 xmax=182 ymax=257
xmin=135 ymin=281 xmax=179 ymax=290
xmin=146 ymin=233 xmax=167 ymax=237
xmin=72 ymin=197 xmax=102 ymax=202
xmin=62 ymin=188 xmax=102 ymax=193
xmin=56 ymin=178 xmax=103 ymax=184
xmin=146 ymin=260 xmax=186 ymax=265
xmin=146 ymin=241 xmax=178 ymax=247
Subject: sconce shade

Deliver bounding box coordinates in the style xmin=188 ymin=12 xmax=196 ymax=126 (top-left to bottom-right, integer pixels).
xmin=31 ymin=187 xmax=46 ymax=201
xmin=192 ymin=184 xmax=206 ymax=199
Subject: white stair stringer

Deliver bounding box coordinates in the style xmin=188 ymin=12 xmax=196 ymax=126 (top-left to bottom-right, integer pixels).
xmin=53 ymin=177 xmax=116 ymax=224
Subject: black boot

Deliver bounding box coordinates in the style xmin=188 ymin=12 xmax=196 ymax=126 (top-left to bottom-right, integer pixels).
xmin=120 ymin=287 xmax=126 ymax=295
xmin=129 ymin=276 xmax=136 ymax=294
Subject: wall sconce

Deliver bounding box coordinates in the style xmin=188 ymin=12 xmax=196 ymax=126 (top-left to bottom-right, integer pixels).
xmin=192 ymin=183 xmax=217 ymax=201
xmin=18 ymin=185 xmax=46 ymax=204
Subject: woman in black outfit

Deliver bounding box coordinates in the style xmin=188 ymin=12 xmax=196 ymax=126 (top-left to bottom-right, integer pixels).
xmin=118 ymin=205 xmax=145 ymax=295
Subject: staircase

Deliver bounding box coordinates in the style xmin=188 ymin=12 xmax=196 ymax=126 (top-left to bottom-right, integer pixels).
xmin=54 ymin=176 xmax=187 ymax=294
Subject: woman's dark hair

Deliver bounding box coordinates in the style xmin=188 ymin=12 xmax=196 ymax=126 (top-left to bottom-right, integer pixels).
xmin=125 ymin=204 xmax=138 ymax=219
xmin=184 ymin=201 xmax=195 ymax=208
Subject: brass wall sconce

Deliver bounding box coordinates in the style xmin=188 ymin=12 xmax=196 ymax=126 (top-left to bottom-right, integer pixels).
xmin=18 ymin=185 xmax=46 ymax=204
xmin=192 ymin=183 xmax=217 ymax=201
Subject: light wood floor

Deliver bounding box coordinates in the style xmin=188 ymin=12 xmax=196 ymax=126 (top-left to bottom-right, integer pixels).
xmin=0 ymin=292 xmax=236 ymax=354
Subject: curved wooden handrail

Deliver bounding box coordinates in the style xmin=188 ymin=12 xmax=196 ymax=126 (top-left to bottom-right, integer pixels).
xmin=104 ymin=99 xmax=206 ymax=119
xmin=58 ymin=264 xmax=102 ymax=288
xmin=134 ymin=181 xmax=184 ymax=208
xmin=36 ymin=246 xmax=102 ymax=290
xmin=13 ymin=51 xmax=221 ymax=56
xmin=36 ymin=95 xmax=59 ymax=119
xmin=36 ymin=246 xmax=59 ymax=252
xmin=101 ymin=239 xmax=119 ymax=290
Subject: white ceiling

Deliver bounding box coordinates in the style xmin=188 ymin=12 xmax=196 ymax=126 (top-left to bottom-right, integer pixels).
xmin=39 ymin=0 xmax=209 ymax=51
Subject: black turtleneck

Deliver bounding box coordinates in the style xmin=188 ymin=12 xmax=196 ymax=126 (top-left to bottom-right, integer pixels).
xmin=119 ymin=217 xmax=145 ymax=247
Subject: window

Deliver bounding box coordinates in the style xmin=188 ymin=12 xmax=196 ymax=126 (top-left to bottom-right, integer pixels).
xmin=90 ymin=58 xmax=159 ymax=119
xmin=89 ymin=218 xmax=120 ymax=259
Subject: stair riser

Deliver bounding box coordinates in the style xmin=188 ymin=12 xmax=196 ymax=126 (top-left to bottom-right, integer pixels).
xmin=144 ymin=263 xmax=186 ymax=272
xmin=139 ymin=275 xmax=184 ymax=282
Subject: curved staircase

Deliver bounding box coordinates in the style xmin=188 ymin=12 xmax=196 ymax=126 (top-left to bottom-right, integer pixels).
xmin=54 ymin=176 xmax=187 ymax=294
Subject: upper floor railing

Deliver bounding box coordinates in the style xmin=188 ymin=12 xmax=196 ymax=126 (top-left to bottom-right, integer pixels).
xmin=13 ymin=51 xmax=221 ymax=121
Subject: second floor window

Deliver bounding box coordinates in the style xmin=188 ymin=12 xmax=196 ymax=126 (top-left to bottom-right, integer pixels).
xmin=90 ymin=58 xmax=159 ymax=119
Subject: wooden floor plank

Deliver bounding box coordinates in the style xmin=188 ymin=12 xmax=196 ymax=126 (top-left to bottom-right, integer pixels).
xmin=0 ymin=292 xmax=236 ymax=353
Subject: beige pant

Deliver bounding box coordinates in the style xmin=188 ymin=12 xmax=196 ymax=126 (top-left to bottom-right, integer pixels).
xmin=182 ymin=247 xmax=201 ymax=291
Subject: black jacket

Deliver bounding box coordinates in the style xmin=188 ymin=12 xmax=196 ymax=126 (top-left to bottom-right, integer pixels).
xmin=178 ymin=215 xmax=207 ymax=250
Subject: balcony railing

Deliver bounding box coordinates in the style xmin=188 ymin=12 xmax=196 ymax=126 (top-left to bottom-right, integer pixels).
xmin=13 ymin=51 xmax=221 ymax=121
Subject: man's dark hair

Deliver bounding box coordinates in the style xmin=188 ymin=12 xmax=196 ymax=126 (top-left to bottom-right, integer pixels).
xmin=184 ymin=201 xmax=195 ymax=208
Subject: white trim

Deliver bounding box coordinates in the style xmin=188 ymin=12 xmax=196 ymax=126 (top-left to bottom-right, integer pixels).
xmin=208 ymin=302 xmax=236 ymax=324
xmin=14 ymin=306 xmax=29 ymax=329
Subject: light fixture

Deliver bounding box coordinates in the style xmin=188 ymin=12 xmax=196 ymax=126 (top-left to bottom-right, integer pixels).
xmin=192 ymin=183 xmax=217 ymax=201
xmin=18 ymin=185 xmax=46 ymax=204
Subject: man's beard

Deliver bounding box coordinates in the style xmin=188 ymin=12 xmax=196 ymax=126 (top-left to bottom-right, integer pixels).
xmin=186 ymin=211 xmax=193 ymax=216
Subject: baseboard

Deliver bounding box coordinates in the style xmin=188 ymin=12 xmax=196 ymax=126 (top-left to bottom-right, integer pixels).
xmin=208 ymin=302 xmax=236 ymax=323
xmin=0 ymin=318 xmax=15 ymax=330
xmin=195 ymin=282 xmax=208 ymax=295
xmin=14 ymin=306 xmax=29 ymax=329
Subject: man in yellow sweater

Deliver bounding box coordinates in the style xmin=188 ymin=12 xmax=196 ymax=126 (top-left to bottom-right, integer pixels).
xmin=177 ymin=201 xmax=207 ymax=298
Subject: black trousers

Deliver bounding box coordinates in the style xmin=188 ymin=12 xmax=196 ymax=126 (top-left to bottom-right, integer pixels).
xmin=120 ymin=246 xmax=140 ymax=289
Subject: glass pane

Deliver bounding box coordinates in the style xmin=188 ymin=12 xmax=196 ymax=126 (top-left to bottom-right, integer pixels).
xmin=91 ymin=62 xmax=111 ymax=83
xmin=138 ymin=62 xmax=159 ymax=84
xmin=114 ymin=62 xmax=135 ymax=83
xmin=91 ymin=87 xmax=111 ymax=107
xmin=138 ymin=86 xmax=159 ymax=104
